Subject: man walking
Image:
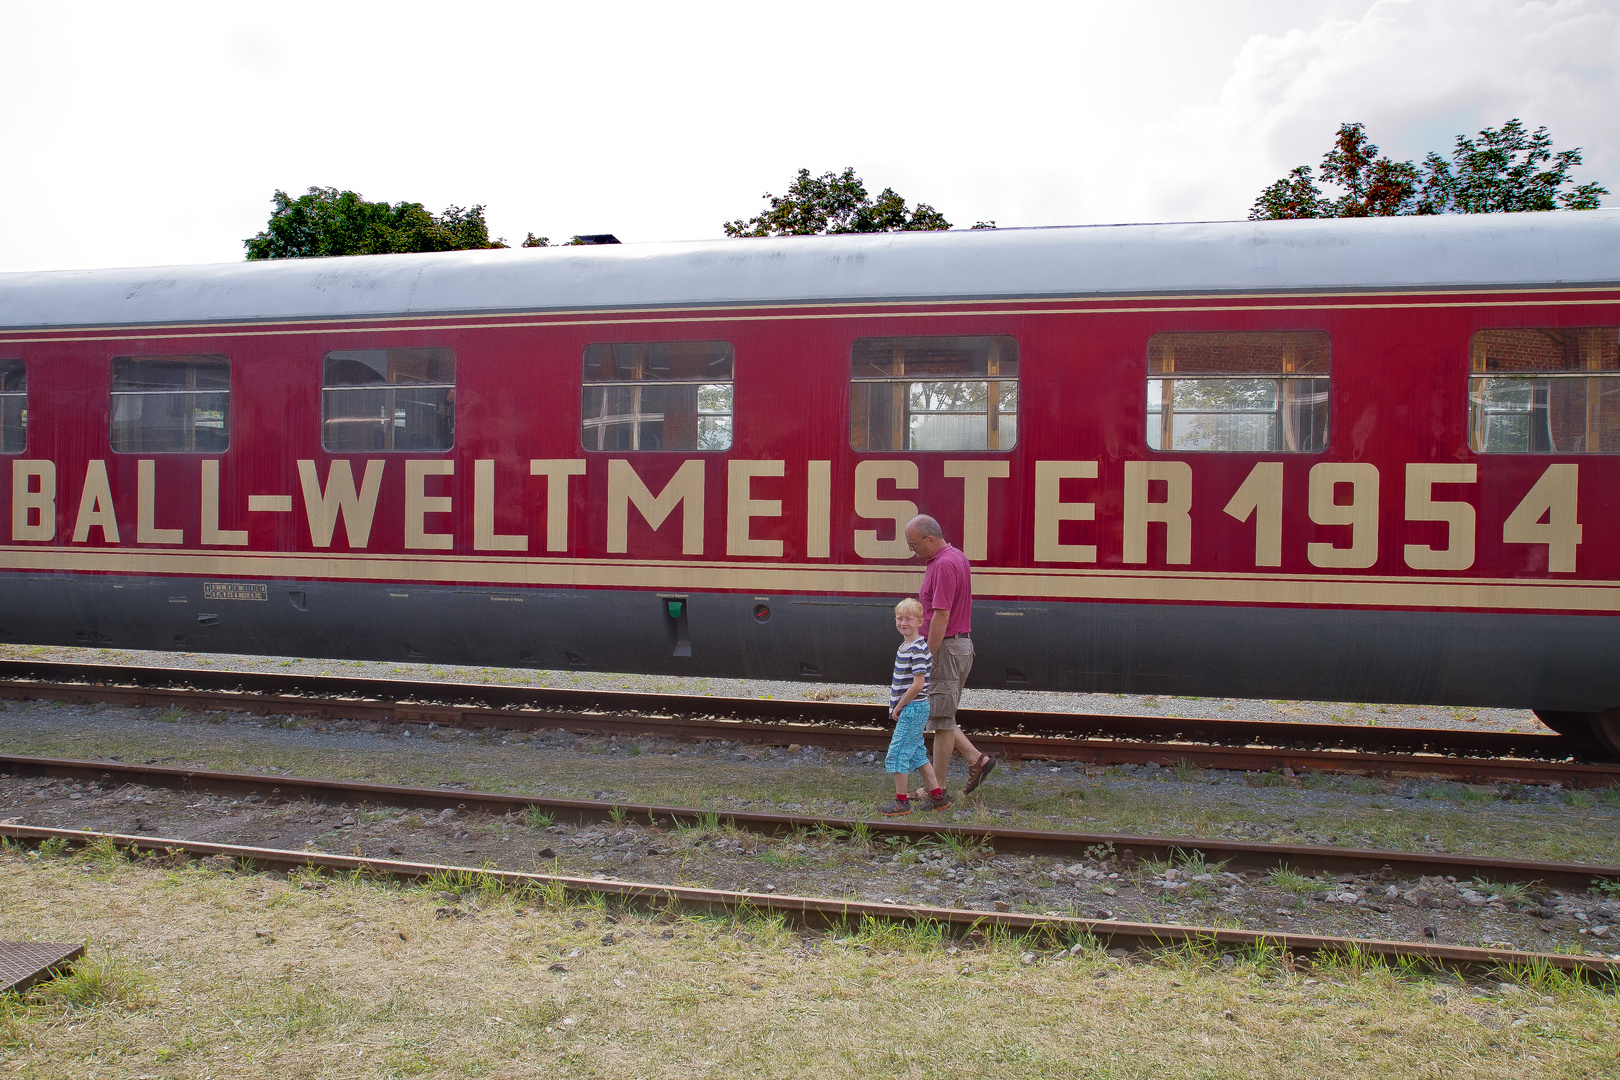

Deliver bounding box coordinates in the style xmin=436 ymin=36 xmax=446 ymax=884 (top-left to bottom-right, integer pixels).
xmin=905 ymin=514 xmax=996 ymax=796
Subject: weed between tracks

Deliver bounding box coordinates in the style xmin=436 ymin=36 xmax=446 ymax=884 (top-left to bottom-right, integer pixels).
xmin=0 ymin=839 xmax=1617 ymax=1079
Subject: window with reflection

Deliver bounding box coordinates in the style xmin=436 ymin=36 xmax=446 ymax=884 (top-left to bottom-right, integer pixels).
xmin=0 ymin=360 xmax=24 ymax=453
xmin=850 ymin=336 xmax=1018 ymax=451
xmin=323 ymin=348 xmax=456 ymax=452
xmin=111 ymin=355 xmax=230 ymax=453
xmin=581 ymin=341 xmax=733 ymax=451
xmin=1146 ymin=332 xmax=1329 ymax=452
xmin=1469 ymin=328 xmax=1620 ymax=453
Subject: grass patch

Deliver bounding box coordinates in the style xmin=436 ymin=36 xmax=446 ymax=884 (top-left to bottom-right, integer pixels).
xmin=32 ymin=949 xmax=148 ymax=1009
xmin=1470 ymin=877 xmax=1533 ymax=906
xmin=0 ymin=994 xmax=28 ymax=1049
xmin=522 ymin=806 xmax=555 ymax=829
xmin=1264 ymin=867 xmax=1321 ymax=895
xmin=934 ymin=831 xmax=993 ymax=864
xmin=73 ymin=835 xmax=128 ymax=868
xmin=34 ymin=837 xmax=70 ymax=858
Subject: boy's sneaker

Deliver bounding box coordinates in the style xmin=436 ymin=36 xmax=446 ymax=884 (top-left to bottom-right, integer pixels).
xmin=878 ymin=798 xmax=912 ymax=816
xmin=926 ymin=790 xmax=952 ymax=812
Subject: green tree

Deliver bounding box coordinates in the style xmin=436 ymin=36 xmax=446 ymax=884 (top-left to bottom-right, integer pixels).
xmin=1250 ymin=120 xmax=1606 ymax=220
xmin=244 ymin=187 xmax=513 ymax=259
xmin=1417 ymin=119 xmax=1608 ymax=213
xmin=1249 ymin=165 xmax=1329 ymax=220
xmin=724 ymin=167 xmax=950 ymax=237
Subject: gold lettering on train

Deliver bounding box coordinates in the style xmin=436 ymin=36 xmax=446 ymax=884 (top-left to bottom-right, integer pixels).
xmin=1307 ymin=462 xmax=1378 ymax=569
xmin=852 ymin=459 xmax=917 ymax=560
xmin=1403 ymin=463 xmax=1477 ymax=571
xmin=805 ymin=460 xmax=831 ymax=559
xmin=1032 ymin=460 xmax=1098 ymax=563
xmin=298 ymin=459 xmax=384 ymax=549
xmin=11 ymin=460 xmax=55 ymax=542
xmin=529 ymin=459 xmax=586 ymax=553
xmin=136 ymin=460 xmax=182 ymax=545
xmin=473 ymin=460 xmax=526 ymax=552
xmin=405 ymin=460 xmax=455 ymax=551
xmin=943 ymin=460 xmax=1009 ymax=562
xmin=1503 ymin=463 xmax=1581 ymax=573
xmin=726 ymin=460 xmax=785 ymax=558
xmin=1123 ymin=460 xmax=1192 ymax=564
xmin=0 ymin=453 xmax=1600 ymax=588
xmin=72 ymin=459 xmax=118 ymax=544
xmin=1224 ymin=461 xmax=1283 ymax=567
xmin=607 ymin=459 xmax=704 ymax=555
xmin=200 ymin=460 xmax=248 ymax=546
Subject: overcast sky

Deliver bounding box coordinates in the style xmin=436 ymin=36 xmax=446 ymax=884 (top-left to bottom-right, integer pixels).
xmin=1 ymin=0 xmax=1614 ymax=272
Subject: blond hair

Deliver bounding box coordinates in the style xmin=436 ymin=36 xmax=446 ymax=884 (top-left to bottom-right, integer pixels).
xmin=894 ymin=597 xmax=924 ymax=619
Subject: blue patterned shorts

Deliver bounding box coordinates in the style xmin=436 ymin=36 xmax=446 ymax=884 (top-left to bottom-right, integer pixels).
xmin=884 ymin=700 xmax=931 ymax=774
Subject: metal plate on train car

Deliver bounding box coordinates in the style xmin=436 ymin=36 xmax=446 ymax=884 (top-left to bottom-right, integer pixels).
xmin=0 ymin=941 xmax=84 ymax=994
xmin=202 ymin=583 xmax=269 ymax=602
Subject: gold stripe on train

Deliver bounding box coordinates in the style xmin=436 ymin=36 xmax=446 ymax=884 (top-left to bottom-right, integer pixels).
xmin=3 ymin=546 xmax=1620 ymax=614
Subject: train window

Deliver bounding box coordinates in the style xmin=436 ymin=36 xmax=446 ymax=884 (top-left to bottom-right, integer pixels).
xmin=110 ymin=355 xmax=230 ymax=453
xmin=1469 ymin=328 xmax=1620 ymax=453
xmin=1146 ymin=331 xmax=1329 ymax=452
xmin=581 ymin=341 xmax=733 ymax=451
xmin=322 ymin=348 xmax=456 ymax=452
xmin=849 ymin=336 xmax=1018 ymax=451
xmin=0 ymin=360 xmax=24 ymax=453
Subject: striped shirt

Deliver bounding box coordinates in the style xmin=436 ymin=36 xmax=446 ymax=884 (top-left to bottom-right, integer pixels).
xmin=890 ymin=637 xmax=932 ymax=710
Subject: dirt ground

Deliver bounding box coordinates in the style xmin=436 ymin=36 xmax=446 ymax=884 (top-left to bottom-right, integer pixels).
xmin=2 ymin=699 xmax=1618 ymax=960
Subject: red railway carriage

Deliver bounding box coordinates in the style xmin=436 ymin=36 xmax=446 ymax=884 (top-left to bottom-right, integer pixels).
xmin=2 ymin=212 xmax=1620 ymax=755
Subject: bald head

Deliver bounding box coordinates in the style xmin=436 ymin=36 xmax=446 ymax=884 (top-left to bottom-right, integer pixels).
xmin=907 ymin=515 xmax=944 ymax=541
xmin=904 ymin=515 xmax=947 ymax=560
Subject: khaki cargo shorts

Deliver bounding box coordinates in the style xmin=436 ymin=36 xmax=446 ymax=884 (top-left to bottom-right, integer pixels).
xmin=925 ymin=636 xmax=974 ymax=733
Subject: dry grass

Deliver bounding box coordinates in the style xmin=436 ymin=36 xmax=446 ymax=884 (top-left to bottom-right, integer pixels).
xmin=0 ymin=845 xmax=1616 ymax=1079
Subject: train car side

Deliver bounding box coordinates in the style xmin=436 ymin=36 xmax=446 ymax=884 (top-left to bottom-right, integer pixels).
xmin=1 ymin=216 xmax=1619 ymax=751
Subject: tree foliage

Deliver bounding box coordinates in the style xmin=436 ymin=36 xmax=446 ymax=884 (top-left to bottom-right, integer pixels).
xmin=1250 ymin=120 xmax=1607 ymax=220
xmin=244 ymin=187 xmax=512 ymax=259
xmin=724 ymin=167 xmax=950 ymax=237
xmin=1418 ymin=120 xmax=1608 ymax=214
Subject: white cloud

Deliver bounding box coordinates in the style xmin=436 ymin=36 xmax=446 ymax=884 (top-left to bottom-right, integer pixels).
xmin=1140 ymin=0 xmax=1619 ymax=221
xmin=0 ymin=0 xmax=1611 ymax=272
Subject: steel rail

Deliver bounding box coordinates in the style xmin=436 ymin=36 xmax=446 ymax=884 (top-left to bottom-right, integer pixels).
xmin=5 ymin=753 xmax=1616 ymax=891
xmin=0 ymin=659 xmax=1615 ymax=786
xmin=1 ymin=823 xmax=1612 ymax=980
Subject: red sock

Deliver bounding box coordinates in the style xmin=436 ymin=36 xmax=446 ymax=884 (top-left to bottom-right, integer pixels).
xmin=895 ymin=792 xmax=909 ymax=803
xmin=930 ymin=787 xmax=944 ymax=798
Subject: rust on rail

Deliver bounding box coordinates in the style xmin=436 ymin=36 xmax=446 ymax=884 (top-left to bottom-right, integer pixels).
xmin=0 ymin=658 xmax=1614 ymax=785
xmin=4 ymin=753 xmax=1616 ymax=891
xmin=1 ymin=823 xmax=1613 ymax=980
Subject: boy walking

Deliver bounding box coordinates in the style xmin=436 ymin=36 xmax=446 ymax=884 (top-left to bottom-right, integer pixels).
xmin=879 ymin=598 xmax=951 ymax=816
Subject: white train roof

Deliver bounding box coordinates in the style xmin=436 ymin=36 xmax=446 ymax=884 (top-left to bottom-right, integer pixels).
xmin=2 ymin=210 xmax=1618 ymax=331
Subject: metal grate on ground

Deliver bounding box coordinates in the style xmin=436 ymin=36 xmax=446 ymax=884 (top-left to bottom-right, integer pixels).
xmin=0 ymin=941 xmax=84 ymax=994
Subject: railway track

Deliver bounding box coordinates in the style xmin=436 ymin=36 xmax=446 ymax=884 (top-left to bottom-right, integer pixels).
xmin=2 ymin=821 xmax=1613 ymax=980
xmin=5 ymin=753 xmax=1617 ymax=892
xmin=1 ymin=658 xmax=1616 ymax=786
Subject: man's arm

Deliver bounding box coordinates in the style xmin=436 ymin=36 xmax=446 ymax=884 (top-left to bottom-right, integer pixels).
xmin=926 ymin=608 xmax=950 ymax=657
